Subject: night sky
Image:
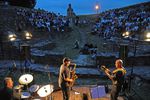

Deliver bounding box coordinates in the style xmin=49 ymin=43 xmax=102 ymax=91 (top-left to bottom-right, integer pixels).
xmin=35 ymin=0 xmax=149 ymax=15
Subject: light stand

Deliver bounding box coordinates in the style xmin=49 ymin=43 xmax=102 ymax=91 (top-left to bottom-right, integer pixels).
xmin=128 ymin=38 xmax=137 ymax=91
xmin=22 ymin=31 xmax=32 ymax=73
xmin=8 ymin=31 xmax=32 ymax=73
xmin=122 ymin=31 xmax=137 ymax=92
xmin=95 ymin=5 xmax=100 ymax=14
xmin=122 ymin=31 xmax=150 ymax=93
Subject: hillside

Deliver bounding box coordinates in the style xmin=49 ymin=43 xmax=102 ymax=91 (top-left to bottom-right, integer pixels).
xmin=0 ymin=2 xmax=150 ymax=65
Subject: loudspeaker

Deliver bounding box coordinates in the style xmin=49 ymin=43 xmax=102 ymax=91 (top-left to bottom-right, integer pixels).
xmin=119 ymin=44 xmax=128 ymax=65
xmin=21 ymin=44 xmax=30 ymax=60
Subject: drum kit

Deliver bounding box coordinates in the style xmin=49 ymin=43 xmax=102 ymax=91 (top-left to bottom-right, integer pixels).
xmin=19 ymin=74 xmax=33 ymax=85
xmin=37 ymin=84 xmax=54 ymax=97
xmin=14 ymin=74 xmax=54 ymax=100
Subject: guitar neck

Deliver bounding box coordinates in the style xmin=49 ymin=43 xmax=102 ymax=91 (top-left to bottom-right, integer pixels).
xmin=101 ymin=65 xmax=111 ymax=74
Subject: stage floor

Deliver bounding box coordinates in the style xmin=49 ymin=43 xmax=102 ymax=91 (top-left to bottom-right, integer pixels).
xmin=16 ymin=85 xmax=124 ymax=100
xmin=50 ymin=86 xmax=124 ymax=100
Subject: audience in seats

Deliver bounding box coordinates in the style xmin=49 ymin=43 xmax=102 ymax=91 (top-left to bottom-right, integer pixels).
xmin=15 ymin=8 xmax=71 ymax=33
xmin=91 ymin=3 xmax=150 ymax=40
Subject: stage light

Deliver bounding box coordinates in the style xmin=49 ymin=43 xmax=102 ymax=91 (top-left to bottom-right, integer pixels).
xmin=122 ymin=31 xmax=130 ymax=38
xmin=8 ymin=33 xmax=17 ymax=41
xmin=145 ymin=32 xmax=150 ymax=41
xmin=146 ymin=32 xmax=150 ymax=38
xmin=25 ymin=31 xmax=32 ymax=40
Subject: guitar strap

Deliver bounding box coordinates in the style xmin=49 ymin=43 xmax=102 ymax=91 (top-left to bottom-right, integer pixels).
xmin=112 ymin=68 xmax=126 ymax=75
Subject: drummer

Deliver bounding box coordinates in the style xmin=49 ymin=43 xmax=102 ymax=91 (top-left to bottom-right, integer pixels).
xmin=0 ymin=77 xmax=14 ymax=100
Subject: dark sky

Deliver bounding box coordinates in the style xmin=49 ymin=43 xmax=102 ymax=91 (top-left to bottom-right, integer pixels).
xmin=35 ymin=0 xmax=149 ymax=15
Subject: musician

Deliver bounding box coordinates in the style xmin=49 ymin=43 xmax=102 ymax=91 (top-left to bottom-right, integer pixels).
xmin=104 ymin=59 xmax=126 ymax=100
xmin=58 ymin=57 xmax=73 ymax=100
xmin=0 ymin=77 xmax=14 ymax=100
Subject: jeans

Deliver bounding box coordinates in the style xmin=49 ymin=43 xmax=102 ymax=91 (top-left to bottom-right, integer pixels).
xmin=110 ymin=85 xmax=121 ymax=100
xmin=61 ymin=84 xmax=70 ymax=100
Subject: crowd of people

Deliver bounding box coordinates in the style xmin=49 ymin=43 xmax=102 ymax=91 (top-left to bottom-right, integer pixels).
xmin=91 ymin=2 xmax=150 ymax=39
xmin=15 ymin=8 xmax=71 ymax=33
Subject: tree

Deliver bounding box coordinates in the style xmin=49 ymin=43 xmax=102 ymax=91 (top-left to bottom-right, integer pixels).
xmin=0 ymin=0 xmax=36 ymax=8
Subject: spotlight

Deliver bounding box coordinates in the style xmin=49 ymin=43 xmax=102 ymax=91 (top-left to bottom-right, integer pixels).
xmin=25 ymin=31 xmax=32 ymax=40
xmin=122 ymin=31 xmax=130 ymax=38
xmin=8 ymin=33 xmax=17 ymax=41
xmin=145 ymin=32 xmax=150 ymax=41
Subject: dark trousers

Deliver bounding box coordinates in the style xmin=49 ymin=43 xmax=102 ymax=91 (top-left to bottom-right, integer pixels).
xmin=61 ymin=84 xmax=70 ymax=100
xmin=110 ymin=85 xmax=121 ymax=100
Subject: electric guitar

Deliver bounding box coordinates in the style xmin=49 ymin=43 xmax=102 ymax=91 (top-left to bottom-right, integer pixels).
xmin=101 ymin=65 xmax=111 ymax=73
xmin=100 ymin=65 xmax=114 ymax=82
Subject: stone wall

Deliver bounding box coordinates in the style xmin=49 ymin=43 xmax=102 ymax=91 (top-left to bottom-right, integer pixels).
xmin=96 ymin=55 xmax=150 ymax=67
xmin=32 ymin=54 xmax=64 ymax=65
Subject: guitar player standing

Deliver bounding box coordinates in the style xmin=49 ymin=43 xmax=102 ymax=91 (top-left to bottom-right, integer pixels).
xmin=103 ymin=59 xmax=126 ymax=100
xmin=58 ymin=57 xmax=73 ymax=100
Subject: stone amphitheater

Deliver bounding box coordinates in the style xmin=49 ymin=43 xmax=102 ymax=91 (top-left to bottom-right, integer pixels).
xmin=0 ymin=2 xmax=150 ymax=100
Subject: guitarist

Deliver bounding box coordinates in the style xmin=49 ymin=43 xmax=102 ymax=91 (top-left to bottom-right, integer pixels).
xmin=102 ymin=59 xmax=126 ymax=100
xmin=58 ymin=57 xmax=73 ymax=100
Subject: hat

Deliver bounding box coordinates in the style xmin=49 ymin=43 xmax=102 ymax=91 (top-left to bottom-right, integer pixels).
xmin=63 ymin=57 xmax=71 ymax=63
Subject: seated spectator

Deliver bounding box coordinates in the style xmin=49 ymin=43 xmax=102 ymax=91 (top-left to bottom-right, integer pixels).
xmin=74 ymin=40 xmax=80 ymax=49
xmin=79 ymin=43 xmax=97 ymax=55
xmin=0 ymin=77 xmax=14 ymax=100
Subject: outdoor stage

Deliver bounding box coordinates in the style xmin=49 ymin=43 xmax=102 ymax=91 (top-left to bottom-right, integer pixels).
xmin=29 ymin=86 xmax=124 ymax=100
xmin=51 ymin=86 xmax=124 ymax=100
xmin=13 ymin=84 xmax=125 ymax=100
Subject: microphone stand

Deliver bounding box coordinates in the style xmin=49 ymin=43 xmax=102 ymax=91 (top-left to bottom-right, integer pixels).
xmin=128 ymin=39 xmax=137 ymax=93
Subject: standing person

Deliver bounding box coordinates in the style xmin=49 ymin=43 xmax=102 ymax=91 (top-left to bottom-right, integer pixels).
xmin=58 ymin=57 xmax=73 ymax=100
xmin=102 ymin=59 xmax=126 ymax=100
xmin=0 ymin=77 xmax=14 ymax=100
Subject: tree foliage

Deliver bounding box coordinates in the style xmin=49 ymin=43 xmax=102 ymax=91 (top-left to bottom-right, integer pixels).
xmin=0 ymin=0 xmax=36 ymax=8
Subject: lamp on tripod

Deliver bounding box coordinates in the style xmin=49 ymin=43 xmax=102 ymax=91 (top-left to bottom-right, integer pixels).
xmin=8 ymin=31 xmax=33 ymax=73
xmin=122 ymin=31 xmax=150 ymax=92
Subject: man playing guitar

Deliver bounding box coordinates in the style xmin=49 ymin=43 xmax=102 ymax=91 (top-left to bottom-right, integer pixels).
xmin=101 ymin=59 xmax=126 ymax=100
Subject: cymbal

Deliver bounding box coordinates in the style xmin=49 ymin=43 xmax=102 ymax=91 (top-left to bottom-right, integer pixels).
xmin=19 ymin=74 xmax=33 ymax=85
xmin=37 ymin=84 xmax=54 ymax=97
